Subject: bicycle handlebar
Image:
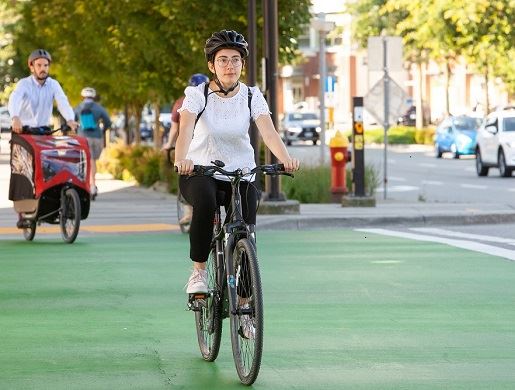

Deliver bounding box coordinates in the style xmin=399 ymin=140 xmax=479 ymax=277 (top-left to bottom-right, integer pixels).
xmin=21 ymin=125 xmax=72 ymax=136
xmin=175 ymin=161 xmax=294 ymax=178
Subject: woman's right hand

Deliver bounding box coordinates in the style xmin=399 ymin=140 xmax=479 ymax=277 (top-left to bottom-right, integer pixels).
xmin=174 ymin=158 xmax=194 ymax=175
xmin=11 ymin=117 xmax=22 ymax=133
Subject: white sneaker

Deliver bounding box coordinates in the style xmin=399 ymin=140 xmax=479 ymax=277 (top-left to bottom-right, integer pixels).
xmin=185 ymin=268 xmax=208 ymax=294
xmin=240 ymin=304 xmax=255 ymax=340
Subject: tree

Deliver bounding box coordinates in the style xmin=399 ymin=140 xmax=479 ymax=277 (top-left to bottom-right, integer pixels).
xmin=3 ymin=0 xmax=311 ymax=145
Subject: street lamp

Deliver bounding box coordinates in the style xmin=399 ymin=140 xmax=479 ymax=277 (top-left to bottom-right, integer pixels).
xmin=312 ymin=13 xmax=335 ymax=165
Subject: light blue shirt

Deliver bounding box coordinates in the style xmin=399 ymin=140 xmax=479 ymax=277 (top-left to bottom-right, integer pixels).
xmin=8 ymin=75 xmax=75 ymax=127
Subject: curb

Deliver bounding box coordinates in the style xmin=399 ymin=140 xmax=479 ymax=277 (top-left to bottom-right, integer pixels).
xmin=257 ymin=212 xmax=515 ymax=230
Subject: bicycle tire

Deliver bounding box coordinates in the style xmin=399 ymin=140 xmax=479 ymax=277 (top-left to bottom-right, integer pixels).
xmin=176 ymin=192 xmax=191 ymax=234
xmin=23 ymin=220 xmax=36 ymax=241
xmin=230 ymin=238 xmax=263 ymax=385
xmin=60 ymin=188 xmax=81 ymax=244
xmin=195 ymin=241 xmax=223 ymax=361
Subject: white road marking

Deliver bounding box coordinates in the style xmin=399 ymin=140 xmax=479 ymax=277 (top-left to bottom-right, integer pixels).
xmin=420 ymin=180 xmax=443 ymax=186
xmin=418 ymin=163 xmax=437 ymax=168
xmin=357 ymin=228 xmax=515 ymax=261
xmin=376 ymin=185 xmax=419 ymax=193
xmin=410 ymin=227 xmax=515 ymax=245
xmin=389 ymin=176 xmax=407 ymax=182
xmin=460 ymin=184 xmax=488 ymax=189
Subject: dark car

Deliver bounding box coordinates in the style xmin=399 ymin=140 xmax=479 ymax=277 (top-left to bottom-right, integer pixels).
xmin=397 ymin=105 xmax=416 ymax=126
xmin=434 ymin=115 xmax=480 ymax=159
xmin=280 ymin=112 xmax=321 ymax=145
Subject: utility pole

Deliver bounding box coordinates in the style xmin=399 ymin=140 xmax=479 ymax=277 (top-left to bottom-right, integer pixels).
xmin=262 ymin=0 xmax=283 ymax=200
xmin=247 ymin=0 xmax=260 ymax=190
xmin=382 ymin=34 xmax=390 ymax=200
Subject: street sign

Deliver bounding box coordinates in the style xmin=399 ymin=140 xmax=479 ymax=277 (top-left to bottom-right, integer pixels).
xmin=367 ymin=36 xmax=403 ymax=72
xmin=364 ymin=76 xmax=408 ymax=126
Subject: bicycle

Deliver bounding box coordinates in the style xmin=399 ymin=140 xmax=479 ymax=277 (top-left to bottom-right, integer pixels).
xmin=164 ymin=147 xmax=191 ymax=234
xmin=10 ymin=125 xmax=91 ymax=243
xmin=182 ymin=160 xmax=293 ymax=385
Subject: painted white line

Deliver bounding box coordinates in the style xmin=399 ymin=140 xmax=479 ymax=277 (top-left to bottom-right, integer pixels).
xmin=410 ymin=227 xmax=515 ymax=245
xmin=376 ymin=185 xmax=419 ymax=193
xmin=460 ymin=184 xmax=488 ymax=189
xmin=418 ymin=163 xmax=437 ymax=168
xmin=507 ymin=188 xmax=515 ymax=192
xmin=357 ymin=228 xmax=515 ymax=261
xmin=420 ymin=180 xmax=443 ymax=186
xmin=389 ymin=176 xmax=407 ymax=182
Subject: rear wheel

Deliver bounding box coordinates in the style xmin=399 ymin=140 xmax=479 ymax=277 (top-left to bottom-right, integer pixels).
xmin=177 ymin=192 xmax=191 ymax=234
xmin=435 ymin=143 xmax=442 ymax=158
xmin=60 ymin=188 xmax=81 ymax=243
xmin=230 ymin=238 xmax=263 ymax=385
xmin=195 ymin=241 xmax=223 ymax=361
xmin=23 ymin=220 xmax=36 ymax=241
xmin=498 ymin=150 xmax=512 ymax=177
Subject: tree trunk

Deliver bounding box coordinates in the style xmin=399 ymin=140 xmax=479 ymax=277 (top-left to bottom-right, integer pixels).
xmin=445 ymin=60 xmax=451 ymax=116
xmin=133 ymin=104 xmax=142 ymax=145
xmin=153 ymin=101 xmax=161 ymax=150
xmin=484 ymin=68 xmax=490 ymax=114
xmin=415 ymin=62 xmax=424 ymax=129
xmin=124 ymin=104 xmax=130 ymax=145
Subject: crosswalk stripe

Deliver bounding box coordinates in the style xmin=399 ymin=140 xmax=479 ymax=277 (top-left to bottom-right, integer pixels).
xmin=357 ymin=228 xmax=515 ymax=261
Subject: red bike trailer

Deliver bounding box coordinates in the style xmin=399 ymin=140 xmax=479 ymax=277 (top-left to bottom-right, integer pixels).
xmin=9 ymin=132 xmax=91 ymax=243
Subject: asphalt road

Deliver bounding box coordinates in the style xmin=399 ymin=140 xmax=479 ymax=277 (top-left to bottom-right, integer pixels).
xmin=289 ymin=142 xmax=515 ymax=205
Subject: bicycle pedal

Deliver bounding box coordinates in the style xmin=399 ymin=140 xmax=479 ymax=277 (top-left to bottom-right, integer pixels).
xmin=187 ymin=292 xmax=209 ymax=311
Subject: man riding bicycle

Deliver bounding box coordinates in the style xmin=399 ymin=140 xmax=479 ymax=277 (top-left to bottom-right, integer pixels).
xmin=7 ymin=49 xmax=78 ymax=227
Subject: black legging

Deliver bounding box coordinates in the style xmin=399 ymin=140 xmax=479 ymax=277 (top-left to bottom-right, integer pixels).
xmin=179 ymin=175 xmax=258 ymax=262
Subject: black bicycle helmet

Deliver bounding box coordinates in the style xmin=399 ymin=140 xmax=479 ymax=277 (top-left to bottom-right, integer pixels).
xmin=28 ymin=49 xmax=52 ymax=67
xmin=204 ymin=30 xmax=249 ymax=62
xmin=188 ymin=73 xmax=209 ymax=86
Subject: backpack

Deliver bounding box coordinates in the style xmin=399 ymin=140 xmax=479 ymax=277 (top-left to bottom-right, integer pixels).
xmin=194 ymin=83 xmax=253 ymax=128
xmin=79 ymin=105 xmax=97 ymax=131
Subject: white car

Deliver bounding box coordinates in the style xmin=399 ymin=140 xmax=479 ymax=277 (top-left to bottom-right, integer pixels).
xmin=475 ymin=106 xmax=515 ymax=177
xmin=0 ymin=106 xmax=11 ymax=132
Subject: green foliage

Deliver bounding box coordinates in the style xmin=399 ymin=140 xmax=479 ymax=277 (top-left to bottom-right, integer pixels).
xmin=281 ymin=164 xmax=380 ymax=203
xmin=2 ymin=0 xmax=311 ymax=110
xmin=353 ymin=125 xmax=434 ymax=145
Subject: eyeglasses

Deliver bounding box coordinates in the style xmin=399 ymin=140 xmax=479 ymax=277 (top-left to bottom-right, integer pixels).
xmin=215 ymin=57 xmax=243 ymax=67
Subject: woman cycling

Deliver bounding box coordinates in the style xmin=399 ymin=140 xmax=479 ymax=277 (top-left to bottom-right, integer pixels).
xmin=174 ymin=30 xmax=299 ymax=294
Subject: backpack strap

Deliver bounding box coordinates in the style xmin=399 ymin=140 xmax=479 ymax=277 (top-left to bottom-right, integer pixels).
xmin=248 ymin=87 xmax=253 ymax=122
xmin=194 ymin=83 xmax=210 ymax=128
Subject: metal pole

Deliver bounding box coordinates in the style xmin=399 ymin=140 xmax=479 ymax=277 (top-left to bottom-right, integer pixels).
xmin=318 ymin=13 xmax=326 ymax=166
xmin=382 ymin=36 xmax=389 ymax=200
xmin=247 ymin=0 xmax=260 ymax=190
xmin=263 ymin=0 xmax=282 ymax=200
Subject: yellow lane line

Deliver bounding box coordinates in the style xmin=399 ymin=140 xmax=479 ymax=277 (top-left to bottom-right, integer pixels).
xmin=0 ymin=223 xmax=179 ymax=235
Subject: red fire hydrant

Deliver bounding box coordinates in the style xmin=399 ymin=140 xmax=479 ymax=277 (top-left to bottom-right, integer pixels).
xmin=329 ymin=131 xmax=349 ymax=195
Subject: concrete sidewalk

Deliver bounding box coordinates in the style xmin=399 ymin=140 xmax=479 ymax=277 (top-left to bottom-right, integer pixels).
xmin=2 ymin=148 xmax=515 ymax=231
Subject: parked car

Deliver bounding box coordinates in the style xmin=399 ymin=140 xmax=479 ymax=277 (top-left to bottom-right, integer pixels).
xmin=397 ymin=105 xmax=416 ymax=126
xmin=475 ymin=106 xmax=515 ymax=177
xmin=280 ymin=111 xmax=320 ymax=145
xmin=1 ymin=106 xmax=11 ymax=132
xmin=434 ymin=115 xmax=480 ymax=158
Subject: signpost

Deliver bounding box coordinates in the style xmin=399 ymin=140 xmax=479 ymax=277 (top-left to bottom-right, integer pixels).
xmin=364 ymin=35 xmax=405 ymax=199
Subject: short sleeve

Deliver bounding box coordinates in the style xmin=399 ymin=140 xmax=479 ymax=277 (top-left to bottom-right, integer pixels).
xmin=178 ymin=85 xmax=205 ymax=115
xmin=249 ymin=86 xmax=270 ymax=121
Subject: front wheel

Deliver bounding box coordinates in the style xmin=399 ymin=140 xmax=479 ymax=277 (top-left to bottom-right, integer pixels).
xmin=195 ymin=241 xmax=223 ymax=361
xmin=498 ymin=150 xmax=512 ymax=177
xmin=60 ymin=188 xmax=81 ymax=243
xmin=476 ymin=149 xmax=489 ymax=176
xmin=230 ymin=238 xmax=263 ymax=386
xmin=23 ymin=220 xmax=36 ymax=241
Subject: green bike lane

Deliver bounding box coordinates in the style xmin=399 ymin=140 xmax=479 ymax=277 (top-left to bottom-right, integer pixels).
xmin=1 ymin=230 xmax=515 ymax=389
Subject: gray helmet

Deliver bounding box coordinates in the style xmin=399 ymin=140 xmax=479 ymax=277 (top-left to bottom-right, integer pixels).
xmin=28 ymin=49 xmax=52 ymax=67
xmin=204 ymin=30 xmax=249 ymax=62
xmin=81 ymin=87 xmax=97 ymax=98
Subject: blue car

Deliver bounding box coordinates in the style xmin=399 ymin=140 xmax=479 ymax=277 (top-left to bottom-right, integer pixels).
xmin=434 ymin=115 xmax=481 ymax=158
